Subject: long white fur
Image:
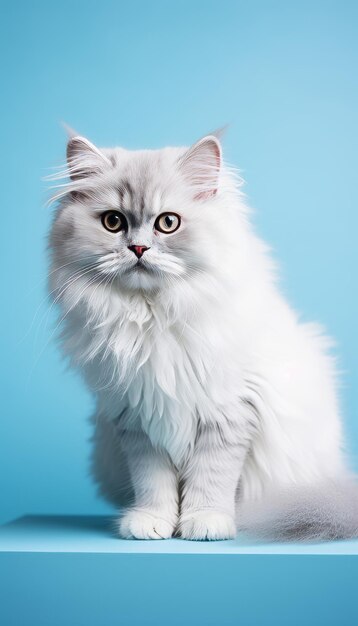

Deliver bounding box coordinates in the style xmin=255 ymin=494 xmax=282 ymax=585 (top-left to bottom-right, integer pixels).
xmin=48 ymin=133 xmax=357 ymax=541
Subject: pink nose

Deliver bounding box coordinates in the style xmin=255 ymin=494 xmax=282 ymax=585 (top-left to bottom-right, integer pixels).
xmin=128 ymin=245 xmax=149 ymax=259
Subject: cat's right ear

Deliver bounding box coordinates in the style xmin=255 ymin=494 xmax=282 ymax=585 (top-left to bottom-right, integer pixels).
xmin=178 ymin=135 xmax=222 ymax=200
xmin=66 ymin=136 xmax=111 ymax=180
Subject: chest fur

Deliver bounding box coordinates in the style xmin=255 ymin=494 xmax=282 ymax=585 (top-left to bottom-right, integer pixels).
xmin=73 ymin=292 xmax=232 ymax=463
xmin=122 ymin=321 xmax=209 ymax=463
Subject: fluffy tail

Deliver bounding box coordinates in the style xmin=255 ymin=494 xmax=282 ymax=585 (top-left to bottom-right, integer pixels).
xmin=237 ymin=477 xmax=358 ymax=541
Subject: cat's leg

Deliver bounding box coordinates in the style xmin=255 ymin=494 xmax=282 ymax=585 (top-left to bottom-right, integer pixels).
xmin=118 ymin=429 xmax=179 ymax=540
xmin=91 ymin=416 xmax=133 ymax=508
xmin=178 ymin=419 xmax=250 ymax=540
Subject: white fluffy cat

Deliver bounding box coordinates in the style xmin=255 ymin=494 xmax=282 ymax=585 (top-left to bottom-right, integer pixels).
xmin=48 ymin=131 xmax=358 ymax=541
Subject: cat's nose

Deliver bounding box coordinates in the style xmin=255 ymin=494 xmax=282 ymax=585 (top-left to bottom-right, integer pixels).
xmin=128 ymin=245 xmax=150 ymax=259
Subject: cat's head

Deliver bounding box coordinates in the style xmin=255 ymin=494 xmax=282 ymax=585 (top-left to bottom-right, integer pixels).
xmin=49 ymin=133 xmax=241 ymax=293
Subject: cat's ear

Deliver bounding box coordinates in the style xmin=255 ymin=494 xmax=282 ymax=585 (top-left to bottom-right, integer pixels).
xmin=66 ymin=136 xmax=111 ymax=180
xmin=179 ymin=135 xmax=222 ymax=199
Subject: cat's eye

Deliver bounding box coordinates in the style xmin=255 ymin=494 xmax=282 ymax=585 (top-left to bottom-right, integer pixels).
xmin=101 ymin=211 xmax=126 ymax=233
xmin=154 ymin=213 xmax=181 ymax=234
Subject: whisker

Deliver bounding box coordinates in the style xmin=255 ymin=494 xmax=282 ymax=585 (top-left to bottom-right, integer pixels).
xmin=30 ymin=270 xmax=107 ymax=378
xmin=31 ymin=262 xmax=101 ymax=352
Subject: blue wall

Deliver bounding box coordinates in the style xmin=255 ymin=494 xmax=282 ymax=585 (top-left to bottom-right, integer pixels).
xmin=1 ymin=0 xmax=357 ymax=523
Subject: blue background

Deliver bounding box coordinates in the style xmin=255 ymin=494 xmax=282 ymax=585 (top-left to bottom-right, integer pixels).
xmin=1 ymin=0 xmax=357 ymax=524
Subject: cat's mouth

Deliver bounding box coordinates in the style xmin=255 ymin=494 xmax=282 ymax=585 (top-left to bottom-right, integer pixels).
xmin=122 ymin=260 xmax=153 ymax=277
xmin=130 ymin=260 xmax=153 ymax=273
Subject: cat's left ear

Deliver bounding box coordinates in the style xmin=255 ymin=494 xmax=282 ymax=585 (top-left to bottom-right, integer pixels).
xmin=66 ymin=135 xmax=111 ymax=180
xmin=179 ymin=135 xmax=222 ymax=199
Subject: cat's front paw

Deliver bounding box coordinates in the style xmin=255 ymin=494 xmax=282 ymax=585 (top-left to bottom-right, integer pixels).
xmin=118 ymin=509 xmax=176 ymax=540
xmin=179 ymin=510 xmax=236 ymax=541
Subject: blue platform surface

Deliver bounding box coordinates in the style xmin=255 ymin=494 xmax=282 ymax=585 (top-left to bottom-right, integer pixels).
xmin=1 ymin=515 xmax=358 ymax=626
xmin=1 ymin=514 xmax=358 ymax=554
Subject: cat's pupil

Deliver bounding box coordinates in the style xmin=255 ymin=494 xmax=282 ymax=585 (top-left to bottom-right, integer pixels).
xmin=108 ymin=214 xmax=119 ymax=227
xmin=165 ymin=216 xmax=173 ymax=227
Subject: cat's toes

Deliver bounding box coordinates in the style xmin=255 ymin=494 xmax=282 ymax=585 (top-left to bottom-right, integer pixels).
xmin=179 ymin=510 xmax=236 ymax=541
xmin=118 ymin=510 xmax=175 ymax=540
